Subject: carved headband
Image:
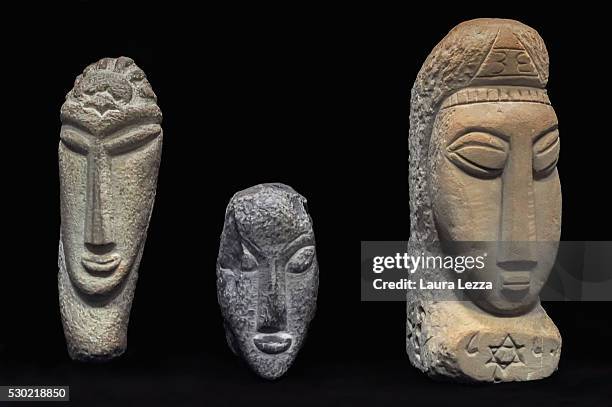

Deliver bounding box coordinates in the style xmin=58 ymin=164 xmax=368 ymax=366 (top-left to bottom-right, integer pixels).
xmin=440 ymin=86 xmax=550 ymax=109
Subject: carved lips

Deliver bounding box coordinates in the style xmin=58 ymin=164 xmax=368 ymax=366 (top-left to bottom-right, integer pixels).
xmin=81 ymin=253 xmax=121 ymax=274
xmin=253 ymin=332 xmax=293 ymax=354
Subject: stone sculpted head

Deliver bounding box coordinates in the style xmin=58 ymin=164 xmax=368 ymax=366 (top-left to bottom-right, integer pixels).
xmin=58 ymin=57 xmax=162 ymax=360
xmin=217 ymin=184 xmax=318 ymax=379
xmin=409 ymin=19 xmax=560 ymax=315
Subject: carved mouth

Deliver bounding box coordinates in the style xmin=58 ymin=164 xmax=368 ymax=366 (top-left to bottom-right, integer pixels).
xmin=253 ymin=332 xmax=293 ymax=354
xmin=501 ymin=271 xmax=530 ymax=291
xmin=81 ymin=253 xmax=121 ymax=274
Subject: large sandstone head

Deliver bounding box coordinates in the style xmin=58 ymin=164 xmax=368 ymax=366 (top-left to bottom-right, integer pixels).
xmin=409 ymin=19 xmax=560 ymax=315
xmin=217 ymin=184 xmax=318 ymax=379
xmin=58 ymin=57 xmax=162 ymax=360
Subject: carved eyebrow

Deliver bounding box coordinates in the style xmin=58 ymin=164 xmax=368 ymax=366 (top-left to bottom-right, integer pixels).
xmin=533 ymin=124 xmax=559 ymax=141
xmin=447 ymin=132 xmax=508 ymax=152
xmin=61 ymin=117 xmax=96 ymax=137
xmin=103 ymin=124 xmax=161 ymax=155
xmin=451 ymin=127 xmax=509 ymax=142
xmin=99 ymin=116 xmax=162 ymax=138
xmin=61 ymin=115 xmax=161 ymax=139
xmin=282 ymin=233 xmax=314 ymax=256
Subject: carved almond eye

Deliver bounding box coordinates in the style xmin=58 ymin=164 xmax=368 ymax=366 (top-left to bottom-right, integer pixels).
xmin=60 ymin=130 xmax=89 ymax=155
xmin=533 ymin=129 xmax=559 ymax=176
xmin=240 ymin=244 xmax=258 ymax=272
xmin=105 ymin=126 xmax=161 ymax=155
xmin=446 ymin=132 xmax=508 ymax=178
xmin=286 ymin=246 xmax=315 ymax=274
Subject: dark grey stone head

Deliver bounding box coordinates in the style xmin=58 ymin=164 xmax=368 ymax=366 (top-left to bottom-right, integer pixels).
xmin=217 ymin=183 xmax=318 ymax=379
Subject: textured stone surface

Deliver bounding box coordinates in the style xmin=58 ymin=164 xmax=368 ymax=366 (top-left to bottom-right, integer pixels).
xmin=217 ymin=184 xmax=318 ymax=379
xmin=407 ymin=19 xmax=561 ymax=382
xmin=406 ymin=300 xmax=560 ymax=383
xmin=58 ymin=57 xmax=162 ymax=361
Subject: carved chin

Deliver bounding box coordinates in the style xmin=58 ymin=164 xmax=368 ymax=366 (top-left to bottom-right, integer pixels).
xmin=245 ymin=346 xmax=296 ymax=380
xmin=471 ymin=291 xmax=539 ymax=316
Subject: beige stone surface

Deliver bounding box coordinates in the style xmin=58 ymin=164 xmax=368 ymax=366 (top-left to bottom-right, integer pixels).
xmin=406 ymin=300 xmax=561 ymax=382
xmin=408 ymin=19 xmax=561 ymax=382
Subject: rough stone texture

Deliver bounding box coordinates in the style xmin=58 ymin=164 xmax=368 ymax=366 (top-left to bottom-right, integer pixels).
xmin=58 ymin=57 xmax=162 ymax=361
xmin=407 ymin=301 xmax=560 ymax=383
xmin=217 ymin=184 xmax=318 ymax=379
xmin=408 ymin=19 xmax=561 ymax=382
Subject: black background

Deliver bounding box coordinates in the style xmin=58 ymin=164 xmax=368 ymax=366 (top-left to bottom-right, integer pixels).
xmin=1 ymin=3 xmax=611 ymax=406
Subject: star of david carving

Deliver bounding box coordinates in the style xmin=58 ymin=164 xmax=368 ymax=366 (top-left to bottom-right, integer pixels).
xmin=486 ymin=334 xmax=525 ymax=370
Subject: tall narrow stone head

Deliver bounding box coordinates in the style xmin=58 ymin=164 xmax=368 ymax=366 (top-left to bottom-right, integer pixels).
xmin=217 ymin=184 xmax=318 ymax=379
xmin=407 ymin=19 xmax=562 ymax=382
xmin=410 ymin=19 xmax=560 ymax=314
xmin=58 ymin=57 xmax=162 ymax=361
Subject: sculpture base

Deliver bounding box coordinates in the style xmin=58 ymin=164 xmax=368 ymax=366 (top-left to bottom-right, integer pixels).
xmin=406 ymin=300 xmax=561 ymax=382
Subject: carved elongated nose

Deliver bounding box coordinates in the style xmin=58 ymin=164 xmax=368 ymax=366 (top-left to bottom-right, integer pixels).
xmin=498 ymin=136 xmax=537 ymax=267
xmin=257 ymin=260 xmax=287 ymax=332
xmin=84 ymin=150 xmax=114 ymax=249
